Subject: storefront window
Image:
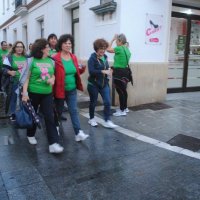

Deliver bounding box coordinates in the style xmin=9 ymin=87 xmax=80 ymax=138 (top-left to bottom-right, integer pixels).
xmin=187 ymin=20 xmax=200 ymax=87
xmin=168 ymin=17 xmax=187 ymax=88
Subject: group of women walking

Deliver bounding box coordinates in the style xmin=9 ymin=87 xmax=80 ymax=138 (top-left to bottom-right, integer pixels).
xmin=1 ymin=32 xmax=131 ymax=154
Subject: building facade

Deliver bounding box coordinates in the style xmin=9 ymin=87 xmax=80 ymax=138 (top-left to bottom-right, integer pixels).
xmin=0 ymin=0 xmax=200 ymax=106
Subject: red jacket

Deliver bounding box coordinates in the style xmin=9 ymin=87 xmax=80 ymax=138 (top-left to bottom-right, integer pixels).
xmin=53 ymin=52 xmax=84 ymax=99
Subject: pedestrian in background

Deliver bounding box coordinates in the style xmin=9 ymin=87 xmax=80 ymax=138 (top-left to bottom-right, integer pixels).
xmin=107 ymin=34 xmax=131 ymax=116
xmin=53 ymin=34 xmax=89 ymax=142
xmin=87 ymin=38 xmax=117 ymax=128
xmin=48 ymin=33 xmax=58 ymax=57
xmin=3 ymin=41 xmax=27 ymax=120
xmin=8 ymin=43 xmax=12 ymax=52
xmin=27 ymin=43 xmax=33 ymax=57
xmin=0 ymin=41 xmax=9 ymax=91
xmin=22 ymin=38 xmax=63 ymax=153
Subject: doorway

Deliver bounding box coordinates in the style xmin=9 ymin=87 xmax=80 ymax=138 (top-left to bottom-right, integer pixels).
xmin=72 ymin=7 xmax=79 ymax=57
xmin=168 ymin=10 xmax=200 ymax=92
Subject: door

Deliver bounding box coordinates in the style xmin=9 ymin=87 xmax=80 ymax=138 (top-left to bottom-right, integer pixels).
xmin=187 ymin=20 xmax=200 ymax=88
xmin=168 ymin=12 xmax=200 ymax=92
xmin=72 ymin=7 xmax=79 ymax=57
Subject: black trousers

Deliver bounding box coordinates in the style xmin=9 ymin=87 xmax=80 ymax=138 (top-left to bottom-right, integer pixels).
xmin=0 ymin=70 xmax=2 ymax=91
xmin=114 ymin=79 xmax=128 ymax=111
xmin=27 ymin=92 xmax=59 ymax=145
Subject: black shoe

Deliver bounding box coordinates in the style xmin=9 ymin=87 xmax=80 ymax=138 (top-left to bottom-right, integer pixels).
xmin=61 ymin=115 xmax=67 ymax=121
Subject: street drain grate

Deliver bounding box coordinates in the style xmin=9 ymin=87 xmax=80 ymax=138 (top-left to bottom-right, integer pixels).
xmin=129 ymin=102 xmax=172 ymax=111
xmin=167 ymin=134 xmax=200 ymax=152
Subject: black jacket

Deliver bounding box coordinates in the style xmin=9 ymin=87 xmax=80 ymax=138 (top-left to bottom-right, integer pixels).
xmin=88 ymin=53 xmax=110 ymax=89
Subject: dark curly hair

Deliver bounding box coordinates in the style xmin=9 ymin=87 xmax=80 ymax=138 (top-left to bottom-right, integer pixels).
xmin=57 ymin=34 xmax=74 ymax=51
xmin=31 ymin=38 xmax=48 ymax=59
xmin=93 ymin=39 xmax=108 ymax=52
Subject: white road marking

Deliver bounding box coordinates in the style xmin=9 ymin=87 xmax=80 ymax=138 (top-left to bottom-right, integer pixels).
xmin=80 ymin=111 xmax=200 ymax=160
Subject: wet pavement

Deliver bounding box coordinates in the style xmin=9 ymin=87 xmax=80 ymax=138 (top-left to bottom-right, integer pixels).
xmin=0 ymin=92 xmax=200 ymax=200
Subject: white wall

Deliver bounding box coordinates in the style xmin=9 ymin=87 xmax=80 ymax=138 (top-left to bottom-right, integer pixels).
xmin=120 ymin=0 xmax=172 ymax=62
xmin=79 ymin=0 xmax=120 ymax=59
xmin=0 ymin=0 xmax=172 ymax=63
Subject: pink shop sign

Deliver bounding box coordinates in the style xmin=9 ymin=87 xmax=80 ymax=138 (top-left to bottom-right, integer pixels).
xmin=145 ymin=13 xmax=163 ymax=45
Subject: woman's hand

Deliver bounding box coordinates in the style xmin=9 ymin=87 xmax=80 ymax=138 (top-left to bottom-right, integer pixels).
xmin=47 ymin=76 xmax=55 ymax=86
xmin=8 ymin=70 xmax=16 ymax=76
xmin=22 ymin=92 xmax=29 ymax=102
xmin=78 ymin=64 xmax=86 ymax=74
xmin=113 ymin=34 xmax=118 ymax=41
xmin=102 ymin=68 xmax=112 ymax=75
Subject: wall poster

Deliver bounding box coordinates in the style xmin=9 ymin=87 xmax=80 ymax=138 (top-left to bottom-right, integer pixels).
xmin=145 ymin=13 xmax=163 ymax=45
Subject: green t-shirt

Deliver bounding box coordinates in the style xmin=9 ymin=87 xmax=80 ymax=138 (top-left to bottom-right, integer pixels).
xmin=113 ymin=46 xmax=131 ymax=68
xmin=12 ymin=55 xmax=27 ymax=83
xmin=28 ymin=57 xmax=54 ymax=94
xmin=0 ymin=49 xmax=9 ymax=69
xmin=62 ymin=58 xmax=76 ymax=91
xmin=49 ymin=49 xmax=57 ymax=57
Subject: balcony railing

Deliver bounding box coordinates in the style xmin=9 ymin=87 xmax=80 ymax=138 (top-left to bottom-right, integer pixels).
xmin=15 ymin=0 xmax=27 ymax=9
xmin=14 ymin=0 xmax=28 ymax=16
xmin=90 ymin=1 xmax=117 ymax=16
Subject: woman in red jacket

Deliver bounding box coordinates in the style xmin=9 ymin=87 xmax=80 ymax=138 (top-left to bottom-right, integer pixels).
xmin=53 ymin=34 xmax=89 ymax=142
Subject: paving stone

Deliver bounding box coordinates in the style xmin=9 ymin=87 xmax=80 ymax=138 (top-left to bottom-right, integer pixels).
xmin=2 ymin=167 xmax=43 ymax=190
xmin=7 ymin=182 xmax=55 ymax=200
xmin=0 ymin=190 xmax=9 ymax=200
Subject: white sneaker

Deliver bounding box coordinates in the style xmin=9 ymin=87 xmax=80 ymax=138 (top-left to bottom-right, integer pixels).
xmin=125 ymin=108 xmax=130 ymax=113
xmin=88 ymin=118 xmax=98 ymax=127
xmin=113 ymin=110 xmax=127 ymax=116
xmin=103 ymin=120 xmax=118 ymax=128
xmin=75 ymin=130 xmax=89 ymax=142
xmin=49 ymin=143 xmax=64 ymax=154
xmin=27 ymin=137 xmax=37 ymax=145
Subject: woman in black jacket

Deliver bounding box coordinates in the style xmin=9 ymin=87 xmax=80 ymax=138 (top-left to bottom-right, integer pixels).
xmin=87 ymin=39 xmax=117 ymax=128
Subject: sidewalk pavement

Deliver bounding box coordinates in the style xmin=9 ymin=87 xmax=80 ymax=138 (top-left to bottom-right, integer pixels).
xmin=0 ymin=92 xmax=200 ymax=200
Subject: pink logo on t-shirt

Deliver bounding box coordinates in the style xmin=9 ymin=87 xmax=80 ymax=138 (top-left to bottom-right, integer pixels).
xmin=18 ymin=64 xmax=24 ymax=73
xmin=40 ymin=67 xmax=50 ymax=80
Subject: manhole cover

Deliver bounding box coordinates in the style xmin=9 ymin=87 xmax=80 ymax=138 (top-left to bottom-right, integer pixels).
xmin=167 ymin=134 xmax=200 ymax=152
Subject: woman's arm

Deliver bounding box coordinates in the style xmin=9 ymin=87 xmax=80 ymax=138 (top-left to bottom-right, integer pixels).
xmin=107 ymin=34 xmax=117 ymax=53
xmin=88 ymin=57 xmax=102 ymax=75
xmin=22 ymin=72 xmax=31 ymax=102
xmin=47 ymin=74 xmax=55 ymax=86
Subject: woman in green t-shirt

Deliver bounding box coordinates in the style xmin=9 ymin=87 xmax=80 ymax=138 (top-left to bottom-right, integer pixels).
xmin=2 ymin=41 xmax=26 ymax=119
xmin=0 ymin=41 xmax=9 ymax=91
xmin=107 ymin=34 xmax=131 ymax=117
xmin=22 ymin=39 xmax=63 ymax=154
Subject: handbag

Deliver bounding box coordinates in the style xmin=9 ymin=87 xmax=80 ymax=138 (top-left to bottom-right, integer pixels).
xmin=122 ymin=47 xmax=133 ymax=86
xmin=14 ymin=101 xmax=33 ymax=129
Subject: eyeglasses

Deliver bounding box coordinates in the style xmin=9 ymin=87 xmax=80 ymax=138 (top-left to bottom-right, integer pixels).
xmin=99 ymin=47 xmax=106 ymax=50
xmin=16 ymin=46 xmax=24 ymax=48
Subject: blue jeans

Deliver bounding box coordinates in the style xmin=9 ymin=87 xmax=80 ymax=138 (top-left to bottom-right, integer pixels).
xmin=9 ymin=83 xmax=18 ymax=115
xmin=56 ymin=89 xmax=81 ymax=135
xmin=87 ymin=83 xmax=111 ymax=121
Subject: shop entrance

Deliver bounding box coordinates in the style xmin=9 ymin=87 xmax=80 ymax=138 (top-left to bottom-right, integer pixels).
xmin=168 ymin=10 xmax=200 ymax=92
